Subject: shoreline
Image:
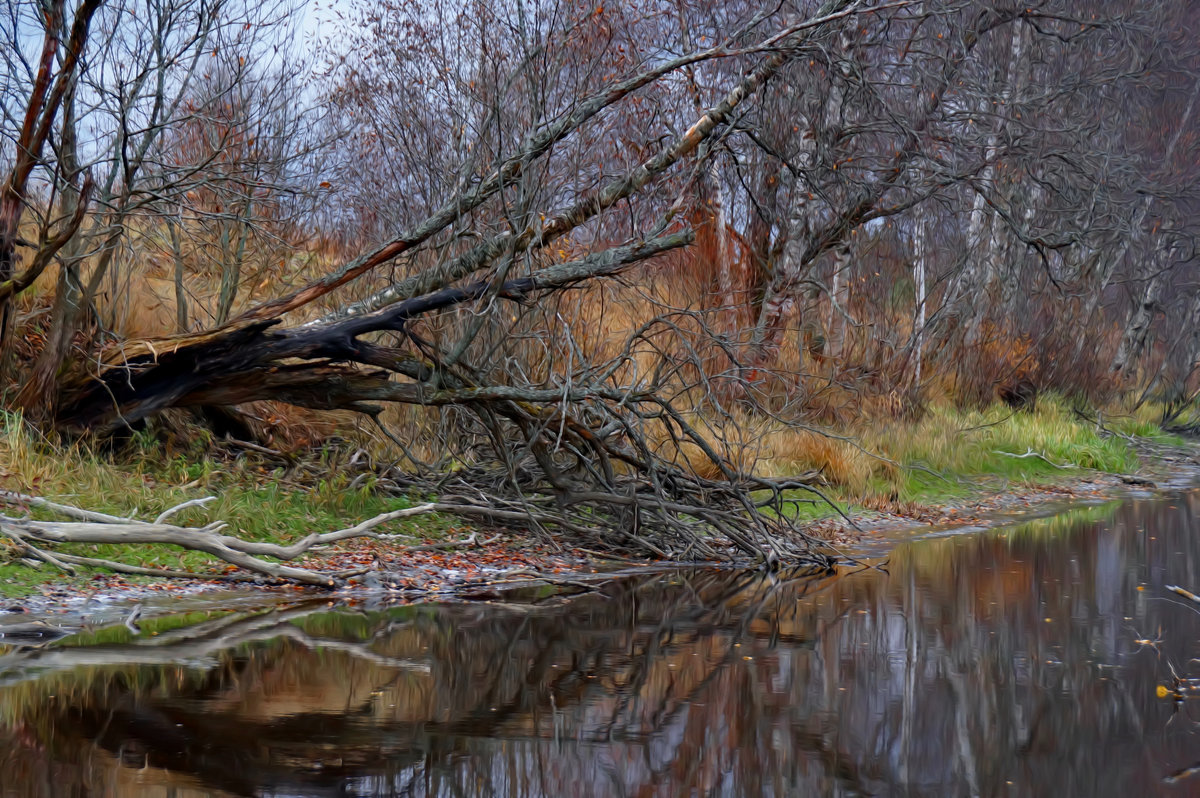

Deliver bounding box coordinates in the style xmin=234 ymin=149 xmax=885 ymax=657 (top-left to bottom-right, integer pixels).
xmin=826 ymin=471 xmax=1184 ymax=559
xmin=3 ymin=443 xmax=1196 ymax=635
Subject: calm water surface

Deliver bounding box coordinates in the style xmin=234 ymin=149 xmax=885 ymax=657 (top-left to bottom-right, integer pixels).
xmin=3 ymin=493 xmax=1200 ymax=797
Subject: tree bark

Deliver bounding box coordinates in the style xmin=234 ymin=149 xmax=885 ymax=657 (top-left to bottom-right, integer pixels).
xmin=1112 ymin=243 xmax=1173 ymax=374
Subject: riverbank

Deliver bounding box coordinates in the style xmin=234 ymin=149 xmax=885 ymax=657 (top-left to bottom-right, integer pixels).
xmin=0 ymin=469 xmax=1192 ymax=636
xmin=808 ymin=425 xmax=1200 ymax=547
xmin=0 ymin=399 xmax=1192 ymax=606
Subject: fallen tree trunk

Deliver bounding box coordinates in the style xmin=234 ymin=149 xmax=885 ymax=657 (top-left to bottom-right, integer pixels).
xmin=53 ymin=232 xmax=692 ymax=434
xmin=43 ymin=228 xmax=836 ymax=564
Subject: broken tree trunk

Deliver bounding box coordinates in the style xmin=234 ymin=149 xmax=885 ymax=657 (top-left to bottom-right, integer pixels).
xmin=53 ymin=233 xmax=692 ymax=433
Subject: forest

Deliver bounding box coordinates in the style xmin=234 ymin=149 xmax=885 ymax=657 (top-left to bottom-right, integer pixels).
xmin=0 ymin=0 xmax=1198 ymax=582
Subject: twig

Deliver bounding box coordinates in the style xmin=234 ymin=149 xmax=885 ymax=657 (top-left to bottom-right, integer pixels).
xmin=575 ymin=547 xmax=652 ymax=564
xmin=223 ymin=438 xmax=284 ymax=457
xmin=1167 ymin=585 xmax=1200 ymax=605
xmin=958 ymin=411 xmax=1016 ymax=435
xmin=0 ymin=525 xmax=76 ymax=575
xmin=992 ymin=448 xmax=1075 ymax=469
xmin=50 ymin=552 xmax=255 ymax=582
xmin=154 ymin=496 xmax=216 ymax=525
xmin=385 ymin=532 xmax=503 ymax=552
xmin=0 ymin=491 xmax=132 ymax=523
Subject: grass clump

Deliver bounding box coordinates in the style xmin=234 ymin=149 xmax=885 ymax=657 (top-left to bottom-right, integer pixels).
xmin=866 ymin=397 xmax=1139 ymax=500
xmin=748 ymin=395 xmax=1160 ymax=518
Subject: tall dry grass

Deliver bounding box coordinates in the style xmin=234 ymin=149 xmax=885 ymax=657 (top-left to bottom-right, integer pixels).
xmin=4 ymin=200 xmax=1160 ymax=503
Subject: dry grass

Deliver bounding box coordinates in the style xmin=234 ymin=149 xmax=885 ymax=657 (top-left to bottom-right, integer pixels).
xmin=2 ymin=207 xmax=1164 ymax=514
xmin=640 ymin=395 xmax=1152 ymax=513
xmin=756 ymin=426 xmax=875 ymax=491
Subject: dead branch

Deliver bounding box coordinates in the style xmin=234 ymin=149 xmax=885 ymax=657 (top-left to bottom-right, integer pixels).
xmin=0 ymin=525 xmax=76 ymax=575
xmin=51 ymin=552 xmax=258 ymax=583
xmin=0 ymin=493 xmax=441 ymax=587
xmin=992 ymin=449 xmax=1075 ymax=469
xmin=389 ymin=531 xmax=504 ymax=552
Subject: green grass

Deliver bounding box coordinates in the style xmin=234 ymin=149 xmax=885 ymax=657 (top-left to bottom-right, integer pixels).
xmin=771 ymin=395 xmax=1171 ymax=523
xmin=878 ymin=397 xmax=1141 ymax=502
xmin=0 ymin=412 xmax=458 ymax=596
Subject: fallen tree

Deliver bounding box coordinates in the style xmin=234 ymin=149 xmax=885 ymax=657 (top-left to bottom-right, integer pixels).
xmin=4 ymin=1 xmax=880 ymax=571
xmin=0 ymin=491 xmax=449 ymax=586
xmin=0 ymin=488 xmax=837 ymax=586
xmin=39 ymin=225 xmax=841 ymax=564
xmin=1 ymin=0 xmax=1151 ymax=580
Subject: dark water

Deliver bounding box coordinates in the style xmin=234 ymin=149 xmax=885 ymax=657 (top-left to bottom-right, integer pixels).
xmin=4 ymin=494 xmax=1200 ymax=797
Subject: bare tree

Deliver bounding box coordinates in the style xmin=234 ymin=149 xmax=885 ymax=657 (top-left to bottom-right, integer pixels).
xmin=0 ymin=0 xmax=102 ymax=379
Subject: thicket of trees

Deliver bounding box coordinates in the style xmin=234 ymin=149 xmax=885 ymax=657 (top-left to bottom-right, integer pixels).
xmin=1 ymin=0 xmax=1198 ymax=561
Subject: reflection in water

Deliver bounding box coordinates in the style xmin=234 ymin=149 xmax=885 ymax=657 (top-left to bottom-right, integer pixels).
xmin=4 ymin=495 xmax=1200 ymax=796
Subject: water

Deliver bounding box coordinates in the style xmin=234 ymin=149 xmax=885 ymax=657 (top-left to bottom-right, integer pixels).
xmin=3 ymin=493 xmax=1200 ymax=797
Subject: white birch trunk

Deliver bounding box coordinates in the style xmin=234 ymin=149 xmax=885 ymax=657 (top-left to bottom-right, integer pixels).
xmin=912 ymin=210 xmax=928 ymax=385
xmin=828 ymin=244 xmax=851 ymax=359
xmin=960 ymin=22 xmax=1029 ymax=347
xmin=1112 ymin=243 xmax=1173 ymax=373
xmin=709 ymin=160 xmax=735 ymax=321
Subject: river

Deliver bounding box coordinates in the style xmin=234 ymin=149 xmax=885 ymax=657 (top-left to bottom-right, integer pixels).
xmin=2 ymin=492 xmax=1200 ymax=796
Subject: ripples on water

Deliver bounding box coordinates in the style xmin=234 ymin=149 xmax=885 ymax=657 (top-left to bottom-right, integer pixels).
xmin=3 ymin=494 xmax=1200 ymax=797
